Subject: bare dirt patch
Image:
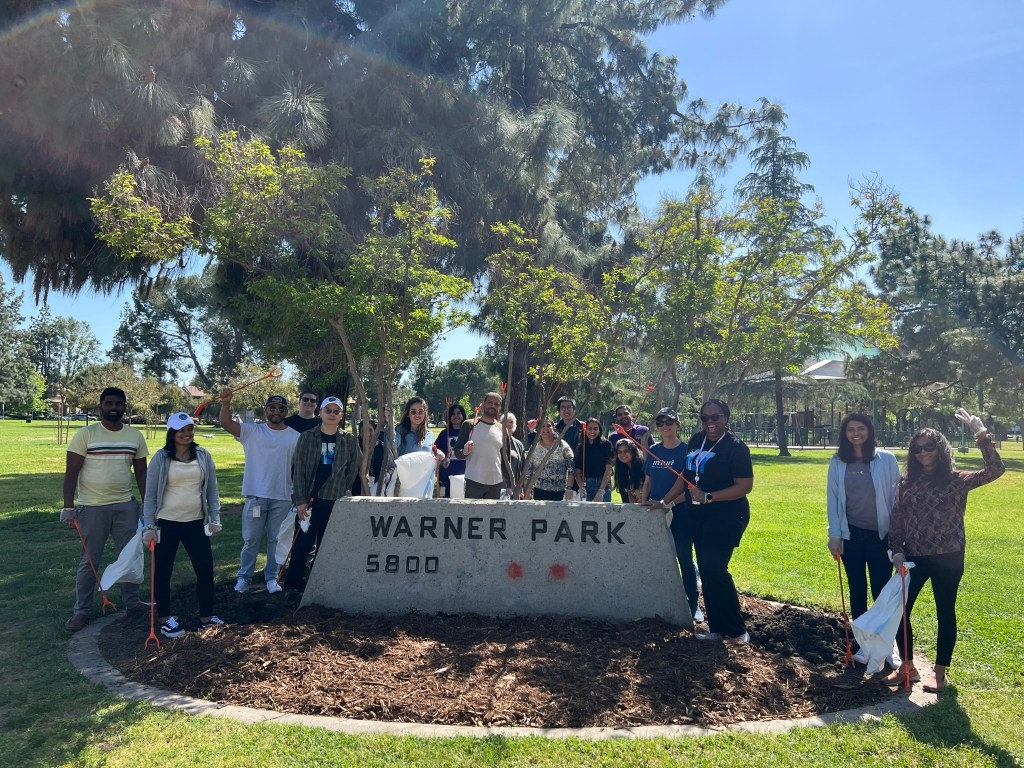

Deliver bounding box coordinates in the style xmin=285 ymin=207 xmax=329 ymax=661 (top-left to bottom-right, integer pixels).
xmin=100 ymin=585 xmax=892 ymax=728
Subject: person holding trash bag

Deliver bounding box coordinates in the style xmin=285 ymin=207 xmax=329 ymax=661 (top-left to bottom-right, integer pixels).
xmin=61 ymin=387 xmax=149 ymax=632
xmin=220 ymin=389 xmax=300 ymax=595
xmin=285 ymin=397 xmax=361 ymax=599
xmin=142 ymin=413 xmax=223 ymax=639
xmin=433 ymin=403 xmax=467 ymax=497
xmin=826 ymin=413 xmax=901 ymax=666
xmin=887 ymin=408 xmax=1005 ymax=692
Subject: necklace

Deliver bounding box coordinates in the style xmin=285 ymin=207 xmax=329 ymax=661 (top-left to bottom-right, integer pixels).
xmin=694 ymin=432 xmax=726 ymax=486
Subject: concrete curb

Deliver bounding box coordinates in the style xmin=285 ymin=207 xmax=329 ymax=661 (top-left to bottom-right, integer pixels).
xmin=68 ymin=613 xmax=937 ymax=741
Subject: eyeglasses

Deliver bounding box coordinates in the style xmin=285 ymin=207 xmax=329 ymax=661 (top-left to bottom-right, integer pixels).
xmin=409 ymin=409 xmax=426 ymax=415
xmin=700 ymin=413 xmax=724 ymax=422
xmin=910 ymin=442 xmax=938 ymax=454
xmin=300 ymin=397 xmax=317 ymax=403
xmin=322 ymin=408 xmax=342 ymax=416
xmin=655 ymin=418 xmax=676 ymax=426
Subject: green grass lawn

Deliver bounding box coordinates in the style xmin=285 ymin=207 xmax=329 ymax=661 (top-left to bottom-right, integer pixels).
xmin=1 ymin=419 xmax=1022 ymax=767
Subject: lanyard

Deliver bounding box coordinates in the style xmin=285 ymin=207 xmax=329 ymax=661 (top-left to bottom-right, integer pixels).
xmin=694 ymin=433 xmax=725 ymax=486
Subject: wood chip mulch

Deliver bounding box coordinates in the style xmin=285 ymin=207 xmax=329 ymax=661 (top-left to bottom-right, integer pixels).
xmin=99 ymin=585 xmax=893 ymax=728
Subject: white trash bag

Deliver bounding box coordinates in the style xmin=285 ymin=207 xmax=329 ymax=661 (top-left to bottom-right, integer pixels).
xmin=851 ymin=562 xmax=915 ymax=674
xmin=391 ymin=452 xmax=437 ymax=498
xmin=274 ymin=507 xmax=298 ymax=569
xmin=449 ymin=474 xmax=466 ymax=499
xmin=100 ymin=520 xmax=145 ymax=589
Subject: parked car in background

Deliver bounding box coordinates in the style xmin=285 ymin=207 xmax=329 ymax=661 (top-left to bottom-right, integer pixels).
xmin=67 ymin=413 xmax=95 ymax=420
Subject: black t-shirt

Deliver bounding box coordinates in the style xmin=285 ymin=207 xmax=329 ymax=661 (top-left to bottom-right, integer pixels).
xmin=574 ymin=437 xmax=614 ymax=478
xmin=284 ymin=414 xmax=321 ymax=433
xmin=311 ymin=432 xmax=338 ymax=498
xmin=682 ymin=431 xmax=753 ymax=514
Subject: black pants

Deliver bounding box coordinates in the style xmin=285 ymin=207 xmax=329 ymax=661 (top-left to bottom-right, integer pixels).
xmin=284 ymin=497 xmax=335 ymax=590
xmin=687 ymin=504 xmax=750 ymax=638
xmin=842 ymin=524 xmax=892 ymax=619
xmin=533 ymin=487 xmax=563 ymax=501
xmin=465 ymin=478 xmax=502 ymax=499
xmin=895 ymin=550 xmax=965 ymax=668
xmin=154 ymin=518 xmax=214 ymax=618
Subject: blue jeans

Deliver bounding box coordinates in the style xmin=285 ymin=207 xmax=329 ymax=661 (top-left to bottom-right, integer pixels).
xmin=237 ymin=496 xmax=292 ymax=583
xmin=584 ymin=477 xmax=611 ymax=502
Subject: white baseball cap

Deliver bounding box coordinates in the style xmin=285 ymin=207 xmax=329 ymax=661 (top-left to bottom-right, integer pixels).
xmin=167 ymin=412 xmax=195 ymax=430
xmin=320 ymin=396 xmax=343 ymax=410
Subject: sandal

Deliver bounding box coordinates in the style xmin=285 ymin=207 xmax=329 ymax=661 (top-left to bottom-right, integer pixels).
xmin=922 ymin=675 xmax=947 ymax=693
xmin=884 ymin=664 xmax=921 ymax=684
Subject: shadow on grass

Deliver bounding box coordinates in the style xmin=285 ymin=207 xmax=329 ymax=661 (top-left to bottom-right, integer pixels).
xmin=901 ymin=687 xmax=1020 ymax=768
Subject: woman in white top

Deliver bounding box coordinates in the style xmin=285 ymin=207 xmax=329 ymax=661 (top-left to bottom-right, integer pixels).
xmin=142 ymin=412 xmax=223 ymax=639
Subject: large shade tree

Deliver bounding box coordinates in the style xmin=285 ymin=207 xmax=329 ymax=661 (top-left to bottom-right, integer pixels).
xmin=3 ymin=0 xmax=780 ymax=419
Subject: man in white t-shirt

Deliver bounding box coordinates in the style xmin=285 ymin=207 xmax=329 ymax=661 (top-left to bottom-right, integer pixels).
xmin=454 ymin=391 xmax=517 ymax=499
xmin=220 ymin=390 xmax=299 ymax=594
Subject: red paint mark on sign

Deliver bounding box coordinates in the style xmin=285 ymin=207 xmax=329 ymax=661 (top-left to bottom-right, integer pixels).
xmin=549 ymin=563 xmax=567 ymax=580
xmin=507 ymin=562 xmax=523 ymax=579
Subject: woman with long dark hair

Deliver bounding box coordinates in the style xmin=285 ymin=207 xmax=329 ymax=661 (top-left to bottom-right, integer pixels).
xmin=396 ymin=396 xmax=435 ymax=456
xmin=433 ymin=403 xmax=467 ymax=497
xmin=613 ymin=439 xmax=645 ymax=504
xmin=574 ymin=417 xmax=614 ymax=502
xmin=887 ymin=409 xmax=1004 ymax=692
xmin=827 ymin=413 xmax=901 ymax=664
xmin=142 ymin=412 xmax=223 ymax=638
xmin=522 ymin=418 xmax=575 ymax=501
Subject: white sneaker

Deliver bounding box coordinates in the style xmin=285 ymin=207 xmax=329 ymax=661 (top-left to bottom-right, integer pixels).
xmin=692 ymin=607 xmax=705 ymax=623
xmin=266 ymin=579 xmax=283 ymax=594
xmin=234 ymin=578 xmax=249 ymax=593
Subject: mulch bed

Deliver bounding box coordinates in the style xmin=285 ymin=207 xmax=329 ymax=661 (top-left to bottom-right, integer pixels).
xmin=99 ymin=584 xmax=894 ymax=728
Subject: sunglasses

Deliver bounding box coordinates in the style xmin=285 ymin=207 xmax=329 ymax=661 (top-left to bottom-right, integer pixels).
xmin=322 ymin=408 xmax=342 ymax=416
xmin=910 ymin=442 xmax=938 ymax=454
xmin=700 ymin=413 xmax=724 ymax=422
xmin=300 ymin=397 xmax=317 ymax=403
xmin=655 ymin=418 xmax=676 ymax=426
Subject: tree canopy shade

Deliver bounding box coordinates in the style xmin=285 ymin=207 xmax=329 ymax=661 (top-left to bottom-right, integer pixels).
xmin=1 ymin=0 xmax=780 ymax=299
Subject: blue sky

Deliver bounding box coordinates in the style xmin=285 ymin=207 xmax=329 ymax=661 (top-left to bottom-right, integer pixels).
xmin=6 ymin=0 xmax=1023 ymax=369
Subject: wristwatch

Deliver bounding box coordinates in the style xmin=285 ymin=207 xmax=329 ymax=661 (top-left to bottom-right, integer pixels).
xmin=704 ymin=492 xmax=713 ymax=504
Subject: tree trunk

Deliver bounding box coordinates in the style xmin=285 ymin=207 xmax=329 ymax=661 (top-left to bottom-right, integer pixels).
xmin=774 ymin=368 xmax=791 ymax=457
xmin=507 ymin=339 xmax=529 ymax=438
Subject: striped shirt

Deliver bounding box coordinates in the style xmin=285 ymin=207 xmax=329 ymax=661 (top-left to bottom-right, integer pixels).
xmin=68 ymin=423 xmax=149 ymax=505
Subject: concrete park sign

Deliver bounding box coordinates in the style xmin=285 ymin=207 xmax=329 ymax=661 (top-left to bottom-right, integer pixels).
xmin=300 ymin=497 xmax=693 ymax=627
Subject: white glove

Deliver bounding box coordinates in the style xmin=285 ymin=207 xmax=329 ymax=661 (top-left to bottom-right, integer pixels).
xmin=205 ymin=523 xmax=223 ymax=536
xmin=59 ymin=507 xmax=77 ymax=528
xmin=142 ymin=527 xmax=158 ymax=546
xmin=954 ymin=408 xmax=986 ymax=437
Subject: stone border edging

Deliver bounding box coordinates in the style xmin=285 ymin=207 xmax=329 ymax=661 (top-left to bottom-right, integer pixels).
xmin=68 ymin=613 xmax=936 ymax=741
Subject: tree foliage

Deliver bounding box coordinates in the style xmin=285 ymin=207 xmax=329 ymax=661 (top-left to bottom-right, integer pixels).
xmin=0 ymin=274 xmax=38 ymax=412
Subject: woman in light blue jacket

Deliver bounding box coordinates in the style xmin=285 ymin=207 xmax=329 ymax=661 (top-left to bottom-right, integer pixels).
xmin=826 ymin=413 xmax=900 ymax=625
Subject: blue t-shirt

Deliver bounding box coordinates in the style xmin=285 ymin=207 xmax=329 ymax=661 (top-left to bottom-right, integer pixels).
xmin=644 ymin=442 xmax=689 ymax=502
